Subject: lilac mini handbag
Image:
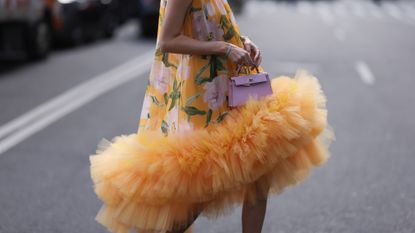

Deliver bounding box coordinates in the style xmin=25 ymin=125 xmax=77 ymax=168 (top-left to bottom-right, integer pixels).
xmin=228 ymin=65 xmax=273 ymax=107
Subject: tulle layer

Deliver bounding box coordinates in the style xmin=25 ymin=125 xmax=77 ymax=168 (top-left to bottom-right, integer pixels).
xmin=89 ymin=71 xmax=333 ymax=233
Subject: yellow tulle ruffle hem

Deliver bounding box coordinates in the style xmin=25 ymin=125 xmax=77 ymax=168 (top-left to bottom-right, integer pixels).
xmin=89 ymin=71 xmax=334 ymax=233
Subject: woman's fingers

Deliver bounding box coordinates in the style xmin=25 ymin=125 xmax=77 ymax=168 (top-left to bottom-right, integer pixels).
xmin=244 ymin=52 xmax=255 ymax=66
xmin=229 ymin=45 xmax=256 ymax=67
xmin=257 ymin=54 xmax=262 ymax=66
xmin=253 ymin=46 xmax=261 ymax=66
xmin=244 ymin=42 xmax=252 ymax=53
xmin=236 ymin=53 xmax=245 ymax=65
xmin=243 ymin=38 xmax=261 ymax=66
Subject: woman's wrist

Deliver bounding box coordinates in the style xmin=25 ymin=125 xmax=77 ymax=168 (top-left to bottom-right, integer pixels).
xmin=214 ymin=41 xmax=231 ymax=56
xmin=225 ymin=44 xmax=232 ymax=57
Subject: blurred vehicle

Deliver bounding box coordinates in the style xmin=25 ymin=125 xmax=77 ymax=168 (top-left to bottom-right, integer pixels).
xmin=136 ymin=0 xmax=159 ymax=37
xmin=111 ymin=0 xmax=139 ymax=25
xmin=51 ymin=0 xmax=115 ymax=45
xmin=71 ymin=0 xmax=120 ymax=41
xmin=0 ymin=0 xmax=53 ymax=59
xmin=0 ymin=0 xmax=119 ymax=60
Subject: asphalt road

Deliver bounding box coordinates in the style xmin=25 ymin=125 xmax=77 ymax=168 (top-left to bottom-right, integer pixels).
xmin=1 ymin=1 xmax=415 ymax=233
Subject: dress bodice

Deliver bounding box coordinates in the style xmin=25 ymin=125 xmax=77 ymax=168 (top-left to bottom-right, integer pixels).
xmin=138 ymin=0 xmax=253 ymax=134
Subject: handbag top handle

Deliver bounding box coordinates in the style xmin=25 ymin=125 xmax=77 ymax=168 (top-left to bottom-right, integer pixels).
xmin=235 ymin=64 xmax=260 ymax=75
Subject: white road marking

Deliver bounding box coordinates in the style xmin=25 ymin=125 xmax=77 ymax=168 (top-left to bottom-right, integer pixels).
xmin=0 ymin=50 xmax=154 ymax=155
xmin=355 ymin=61 xmax=375 ymax=85
xmin=0 ymin=52 xmax=152 ymax=140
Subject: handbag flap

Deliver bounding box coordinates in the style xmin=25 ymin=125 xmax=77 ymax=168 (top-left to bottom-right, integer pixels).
xmin=231 ymin=73 xmax=269 ymax=86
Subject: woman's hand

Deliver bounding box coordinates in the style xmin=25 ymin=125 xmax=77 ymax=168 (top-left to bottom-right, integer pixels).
xmin=225 ymin=43 xmax=255 ymax=66
xmin=241 ymin=36 xmax=262 ymax=66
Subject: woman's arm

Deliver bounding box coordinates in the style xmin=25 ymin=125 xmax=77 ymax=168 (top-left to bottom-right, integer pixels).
xmin=158 ymin=0 xmax=226 ymax=55
xmin=158 ymin=0 xmax=253 ymax=65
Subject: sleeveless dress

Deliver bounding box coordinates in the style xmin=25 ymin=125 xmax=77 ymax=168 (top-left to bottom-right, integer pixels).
xmin=138 ymin=0 xmax=250 ymax=133
xmin=89 ymin=0 xmax=334 ymax=232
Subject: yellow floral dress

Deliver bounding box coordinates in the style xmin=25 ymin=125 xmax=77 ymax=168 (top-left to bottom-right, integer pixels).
xmin=89 ymin=0 xmax=333 ymax=232
xmin=138 ymin=0 xmax=251 ymax=134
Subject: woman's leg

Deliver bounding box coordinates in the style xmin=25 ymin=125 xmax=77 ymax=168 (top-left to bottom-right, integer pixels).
xmin=167 ymin=204 xmax=205 ymax=233
xmin=242 ymin=180 xmax=270 ymax=233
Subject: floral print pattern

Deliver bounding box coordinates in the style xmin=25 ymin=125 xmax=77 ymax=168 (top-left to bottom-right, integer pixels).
xmin=192 ymin=11 xmax=224 ymax=41
xmin=138 ymin=0 xmax=259 ymax=135
xmin=203 ymin=74 xmax=228 ymax=110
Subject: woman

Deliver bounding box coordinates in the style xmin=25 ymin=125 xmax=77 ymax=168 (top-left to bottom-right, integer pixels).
xmin=89 ymin=0 xmax=333 ymax=232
